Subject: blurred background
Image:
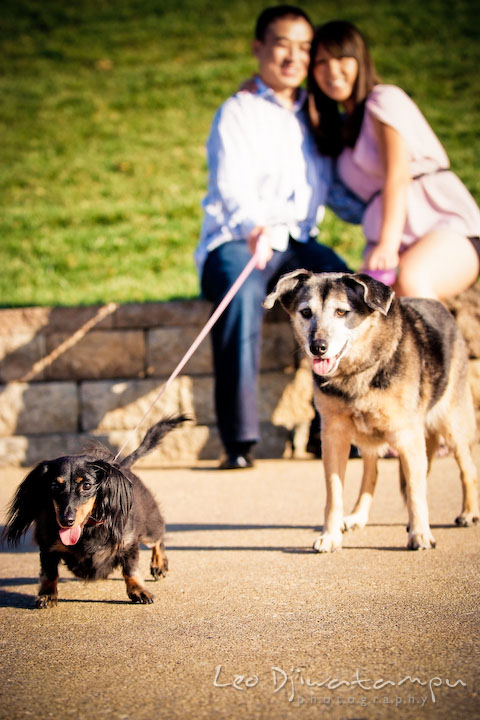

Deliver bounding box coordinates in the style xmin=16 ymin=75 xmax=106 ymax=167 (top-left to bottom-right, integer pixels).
xmin=1 ymin=0 xmax=479 ymax=307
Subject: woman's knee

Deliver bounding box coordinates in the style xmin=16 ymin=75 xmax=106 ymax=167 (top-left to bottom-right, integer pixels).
xmin=394 ymin=263 xmax=433 ymax=298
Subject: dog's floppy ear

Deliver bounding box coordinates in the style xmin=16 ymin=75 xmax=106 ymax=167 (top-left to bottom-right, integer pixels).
xmin=264 ymin=269 xmax=312 ymax=312
xmin=1 ymin=462 xmax=51 ymax=546
xmin=92 ymin=461 xmax=133 ymax=544
xmin=343 ymin=273 xmax=395 ymax=316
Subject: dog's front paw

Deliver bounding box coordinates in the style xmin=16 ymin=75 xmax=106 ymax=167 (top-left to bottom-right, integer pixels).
xmin=125 ymin=575 xmax=155 ymax=604
xmin=407 ymin=530 xmax=436 ymax=550
xmin=313 ymin=532 xmax=342 ymax=553
xmin=128 ymin=587 xmax=155 ymax=604
xmin=343 ymin=512 xmax=367 ymax=532
xmin=35 ymin=593 xmax=58 ymax=609
xmin=455 ymin=512 xmax=479 ymax=527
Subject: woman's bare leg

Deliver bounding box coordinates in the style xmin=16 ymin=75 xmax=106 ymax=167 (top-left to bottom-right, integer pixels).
xmin=394 ymin=230 xmax=479 ymax=300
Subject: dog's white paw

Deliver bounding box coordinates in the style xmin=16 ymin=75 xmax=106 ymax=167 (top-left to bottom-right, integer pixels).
xmin=455 ymin=512 xmax=480 ymax=527
xmin=313 ymin=532 xmax=342 ymax=553
xmin=407 ymin=530 xmax=436 ymax=550
xmin=343 ymin=512 xmax=367 ymax=532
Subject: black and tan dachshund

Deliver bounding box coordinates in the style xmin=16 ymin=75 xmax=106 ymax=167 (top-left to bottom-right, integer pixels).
xmin=2 ymin=416 xmax=187 ymax=608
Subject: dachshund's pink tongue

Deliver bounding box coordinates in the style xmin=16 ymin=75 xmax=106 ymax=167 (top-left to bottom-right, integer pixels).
xmin=312 ymin=356 xmax=336 ymax=376
xmin=59 ymin=525 xmax=82 ymax=546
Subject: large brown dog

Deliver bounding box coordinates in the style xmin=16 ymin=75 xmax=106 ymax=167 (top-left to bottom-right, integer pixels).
xmin=265 ymin=270 xmax=479 ymax=552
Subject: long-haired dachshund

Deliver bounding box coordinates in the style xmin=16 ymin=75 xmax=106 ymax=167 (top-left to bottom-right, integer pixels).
xmin=2 ymin=416 xmax=187 ymax=608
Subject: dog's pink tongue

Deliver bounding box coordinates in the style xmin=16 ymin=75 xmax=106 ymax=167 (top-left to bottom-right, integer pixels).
xmin=59 ymin=525 xmax=82 ymax=546
xmin=312 ymin=356 xmax=336 ymax=376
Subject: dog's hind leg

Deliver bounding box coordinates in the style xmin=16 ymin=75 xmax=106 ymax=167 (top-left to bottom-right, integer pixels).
xmin=450 ymin=438 xmax=479 ymax=527
xmin=425 ymin=432 xmax=441 ymax=475
xmin=36 ymin=550 xmax=60 ymax=609
xmin=443 ymin=395 xmax=480 ymax=527
xmin=343 ymin=453 xmax=378 ymax=531
xmin=150 ymin=540 xmax=168 ymax=580
xmin=121 ymin=546 xmax=155 ymax=604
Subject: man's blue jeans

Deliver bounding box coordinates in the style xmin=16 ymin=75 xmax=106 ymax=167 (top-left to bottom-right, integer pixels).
xmin=201 ymin=238 xmax=349 ymax=452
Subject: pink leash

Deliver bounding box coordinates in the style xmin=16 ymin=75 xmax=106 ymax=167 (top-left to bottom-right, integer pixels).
xmin=113 ymin=246 xmax=266 ymax=461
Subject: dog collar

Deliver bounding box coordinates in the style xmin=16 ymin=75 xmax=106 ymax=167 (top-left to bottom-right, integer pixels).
xmin=86 ymin=516 xmax=104 ymax=526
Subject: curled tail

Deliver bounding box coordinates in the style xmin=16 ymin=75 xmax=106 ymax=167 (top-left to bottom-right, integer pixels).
xmin=120 ymin=415 xmax=189 ymax=469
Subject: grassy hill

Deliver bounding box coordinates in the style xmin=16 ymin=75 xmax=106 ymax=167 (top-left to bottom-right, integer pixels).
xmin=1 ymin=0 xmax=479 ymax=306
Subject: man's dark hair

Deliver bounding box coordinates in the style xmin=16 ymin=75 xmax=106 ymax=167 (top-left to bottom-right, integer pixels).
xmin=255 ymin=5 xmax=313 ymax=41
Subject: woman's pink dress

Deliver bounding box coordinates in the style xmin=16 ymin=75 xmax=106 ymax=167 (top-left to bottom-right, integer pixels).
xmin=337 ymin=84 xmax=480 ymax=248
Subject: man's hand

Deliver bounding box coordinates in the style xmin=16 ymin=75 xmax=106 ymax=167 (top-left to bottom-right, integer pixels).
xmin=248 ymin=227 xmax=273 ymax=270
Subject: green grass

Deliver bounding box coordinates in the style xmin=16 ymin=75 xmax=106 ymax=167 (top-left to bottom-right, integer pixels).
xmin=1 ymin=0 xmax=479 ymax=306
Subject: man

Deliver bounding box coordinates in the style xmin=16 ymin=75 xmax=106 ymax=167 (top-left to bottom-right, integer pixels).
xmin=196 ymin=5 xmax=363 ymax=469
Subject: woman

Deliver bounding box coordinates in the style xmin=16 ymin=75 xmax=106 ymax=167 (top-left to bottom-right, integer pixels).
xmin=308 ymin=20 xmax=480 ymax=299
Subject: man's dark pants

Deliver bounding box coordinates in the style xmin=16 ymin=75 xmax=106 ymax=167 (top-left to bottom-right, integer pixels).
xmin=201 ymin=238 xmax=349 ymax=453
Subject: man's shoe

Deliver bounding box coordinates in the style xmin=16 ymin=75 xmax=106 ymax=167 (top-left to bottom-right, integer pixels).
xmin=219 ymin=453 xmax=254 ymax=470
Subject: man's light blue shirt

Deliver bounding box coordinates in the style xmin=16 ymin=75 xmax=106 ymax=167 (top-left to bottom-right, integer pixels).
xmin=195 ymin=78 xmax=364 ymax=275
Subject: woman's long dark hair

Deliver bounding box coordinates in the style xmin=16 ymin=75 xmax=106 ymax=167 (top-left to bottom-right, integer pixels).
xmin=307 ymin=21 xmax=380 ymax=156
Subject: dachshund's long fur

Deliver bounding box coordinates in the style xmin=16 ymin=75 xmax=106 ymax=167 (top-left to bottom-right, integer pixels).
xmin=2 ymin=416 xmax=187 ymax=608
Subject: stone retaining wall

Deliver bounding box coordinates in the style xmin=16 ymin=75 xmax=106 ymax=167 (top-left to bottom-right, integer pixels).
xmin=1 ymin=286 xmax=480 ymax=467
xmin=0 ymin=300 xmax=315 ymax=467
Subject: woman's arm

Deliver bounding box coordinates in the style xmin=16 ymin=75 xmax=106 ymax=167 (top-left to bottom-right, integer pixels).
xmin=365 ymin=115 xmax=411 ymax=270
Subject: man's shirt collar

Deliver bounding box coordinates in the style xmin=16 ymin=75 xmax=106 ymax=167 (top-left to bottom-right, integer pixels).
xmin=253 ymin=76 xmax=307 ymax=113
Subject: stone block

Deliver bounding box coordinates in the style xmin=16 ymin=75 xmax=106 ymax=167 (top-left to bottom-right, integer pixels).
xmin=260 ymin=323 xmax=296 ymax=371
xmin=0 ymin=432 xmax=101 ymax=467
xmin=81 ymin=378 xmax=189 ymax=432
xmin=448 ymin=286 xmax=480 ymax=358
xmin=0 ymin=435 xmax=28 ymax=466
xmin=147 ymin=327 xmax=212 ymax=376
xmin=0 ymin=332 xmax=47 ymax=382
xmin=129 ymin=423 xmax=220 ymax=466
xmin=113 ymin=300 xmax=210 ymax=329
xmin=0 ymin=382 xmax=78 ymax=435
xmin=0 ymin=304 xmax=116 ymax=335
xmin=181 ymin=376 xmax=214 ymax=425
xmin=0 ymin=307 xmax=51 ymax=334
xmin=45 ymin=330 xmax=145 ymax=380
xmin=47 ymin=304 xmax=117 ymax=332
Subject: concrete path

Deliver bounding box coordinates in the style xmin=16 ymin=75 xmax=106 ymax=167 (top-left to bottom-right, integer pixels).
xmin=1 ymin=449 xmax=479 ymax=720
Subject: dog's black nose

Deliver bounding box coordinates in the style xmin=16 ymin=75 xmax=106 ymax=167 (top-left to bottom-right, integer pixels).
xmin=310 ymin=339 xmax=328 ymax=356
xmin=61 ymin=509 xmax=76 ymax=526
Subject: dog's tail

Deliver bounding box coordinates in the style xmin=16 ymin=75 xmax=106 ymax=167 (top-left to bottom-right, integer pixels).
xmin=119 ymin=415 xmax=189 ymax=469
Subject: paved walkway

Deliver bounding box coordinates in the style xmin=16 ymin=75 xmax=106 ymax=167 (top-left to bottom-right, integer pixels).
xmin=1 ymin=450 xmax=479 ymax=719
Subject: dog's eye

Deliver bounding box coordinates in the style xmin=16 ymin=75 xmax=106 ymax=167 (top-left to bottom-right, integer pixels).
xmin=336 ymin=309 xmax=349 ymax=317
xmin=299 ymin=307 xmax=312 ymax=319
xmin=82 ymin=482 xmax=92 ymax=491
